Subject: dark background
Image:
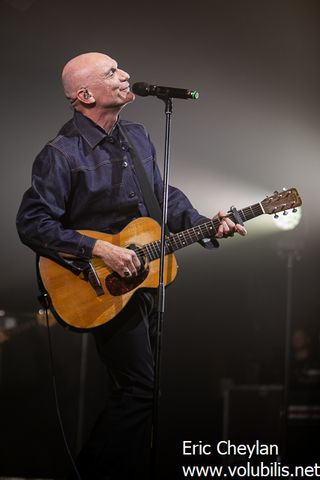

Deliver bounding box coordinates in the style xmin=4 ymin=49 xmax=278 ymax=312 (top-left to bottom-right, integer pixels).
xmin=0 ymin=0 xmax=320 ymax=477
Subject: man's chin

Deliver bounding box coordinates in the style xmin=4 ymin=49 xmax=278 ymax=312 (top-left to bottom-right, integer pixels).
xmin=119 ymin=91 xmax=135 ymax=109
xmin=125 ymin=90 xmax=135 ymax=103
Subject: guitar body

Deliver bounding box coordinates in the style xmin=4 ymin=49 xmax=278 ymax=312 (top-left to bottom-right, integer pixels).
xmin=38 ymin=188 xmax=302 ymax=331
xmin=39 ymin=217 xmax=177 ymax=330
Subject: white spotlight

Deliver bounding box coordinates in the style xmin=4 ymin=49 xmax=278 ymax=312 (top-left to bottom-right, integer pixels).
xmin=272 ymin=207 xmax=302 ymax=231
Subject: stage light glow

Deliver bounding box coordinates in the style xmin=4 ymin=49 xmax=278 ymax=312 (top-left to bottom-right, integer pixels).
xmin=272 ymin=207 xmax=302 ymax=231
xmin=170 ymin=169 xmax=303 ymax=241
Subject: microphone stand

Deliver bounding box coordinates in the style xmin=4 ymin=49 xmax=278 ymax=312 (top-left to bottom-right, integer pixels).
xmin=277 ymin=239 xmax=301 ymax=463
xmin=151 ymin=95 xmax=173 ymax=479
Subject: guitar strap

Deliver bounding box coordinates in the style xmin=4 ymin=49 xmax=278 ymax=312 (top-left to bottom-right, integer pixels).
xmin=119 ymin=124 xmax=168 ymax=232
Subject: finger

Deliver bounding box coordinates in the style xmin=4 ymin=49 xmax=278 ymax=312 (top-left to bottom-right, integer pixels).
xmin=127 ymin=253 xmax=140 ymax=276
xmin=223 ymin=217 xmax=236 ymax=229
xmin=120 ymin=263 xmax=136 ymax=278
xmin=125 ymin=260 xmax=137 ymax=276
xmin=217 ymin=212 xmax=236 ymax=235
xmin=224 ymin=219 xmax=232 ymax=232
xmin=217 ymin=210 xmax=227 ymax=219
xmin=235 ymin=224 xmax=247 ymax=236
xmin=121 ymin=250 xmax=140 ymax=275
xmin=216 ymin=224 xmax=224 ymax=238
xmin=118 ymin=266 xmax=130 ymax=278
xmin=220 ymin=219 xmax=231 ymax=236
xmin=131 ymin=252 xmax=141 ymax=270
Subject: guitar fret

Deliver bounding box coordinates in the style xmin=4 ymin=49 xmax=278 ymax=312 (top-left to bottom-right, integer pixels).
xmin=194 ymin=226 xmax=199 ymax=241
xmin=177 ymin=233 xmax=186 ymax=250
xmin=141 ymin=244 xmax=148 ymax=259
xmin=149 ymin=242 xmax=158 ymax=260
xmin=166 ymin=238 xmax=174 ymax=254
xmin=243 ymin=207 xmax=254 ymax=220
xmin=239 ymin=210 xmax=246 ymax=222
xmin=183 ymin=231 xmax=190 ymax=246
xmin=154 ymin=241 xmax=161 ymax=258
xmin=235 ymin=209 xmax=246 ymax=222
xmin=251 ymin=203 xmax=263 ymax=217
xmin=150 ymin=243 xmax=156 ymax=258
xmin=255 ymin=203 xmax=264 ymax=215
xmin=203 ymin=221 xmax=216 ymax=238
xmin=194 ymin=225 xmax=203 ymax=240
xmin=189 ymin=229 xmax=196 ymax=243
xmin=149 ymin=244 xmax=156 ymax=260
xmin=231 ymin=203 xmax=264 ymax=223
xmin=170 ymin=234 xmax=180 ymax=251
xmin=250 ymin=205 xmax=258 ymax=217
xmin=143 ymin=200 xmax=266 ymax=262
xmin=184 ymin=230 xmax=192 ymax=246
xmin=145 ymin=243 xmax=153 ymax=260
xmin=186 ymin=229 xmax=194 ymax=244
xmin=184 ymin=230 xmax=191 ymax=245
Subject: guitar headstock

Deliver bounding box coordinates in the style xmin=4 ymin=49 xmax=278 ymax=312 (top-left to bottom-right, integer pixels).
xmin=261 ymin=188 xmax=302 ymax=216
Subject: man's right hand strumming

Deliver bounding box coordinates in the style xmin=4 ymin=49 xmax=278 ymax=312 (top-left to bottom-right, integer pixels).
xmin=93 ymin=240 xmax=141 ymax=278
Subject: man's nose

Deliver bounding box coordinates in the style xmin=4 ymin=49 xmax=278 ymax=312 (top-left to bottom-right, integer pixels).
xmin=118 ymin=68 xmax=130 ymax=80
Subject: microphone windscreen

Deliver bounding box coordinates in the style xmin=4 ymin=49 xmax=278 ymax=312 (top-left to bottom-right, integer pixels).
xmin=132 ymin=82 xmax=150 ymax=97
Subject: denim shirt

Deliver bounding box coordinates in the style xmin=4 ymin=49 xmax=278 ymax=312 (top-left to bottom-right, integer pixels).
xmin=16 ymin=110 xmax=215 ymax=263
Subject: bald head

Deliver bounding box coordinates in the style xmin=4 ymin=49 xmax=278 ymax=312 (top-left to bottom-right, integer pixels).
xmin=61 ymin=52 xmax=114 ymax=101
xmin=60 ymin=52 xmax=134 ymax=125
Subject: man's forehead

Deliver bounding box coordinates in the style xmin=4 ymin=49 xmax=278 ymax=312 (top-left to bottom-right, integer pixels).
xmin=103 ymin=56 xmax=117 ymax=68
xmin=96 ymin=55 xmax=118 ymax=72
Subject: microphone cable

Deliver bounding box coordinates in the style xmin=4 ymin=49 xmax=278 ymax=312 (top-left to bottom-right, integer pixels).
xmin=42 ymin=298 xmax=82 ymax=480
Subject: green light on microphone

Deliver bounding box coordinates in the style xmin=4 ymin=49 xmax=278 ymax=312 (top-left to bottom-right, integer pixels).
xmin=190 ymin=91 xmax=199 ymax=100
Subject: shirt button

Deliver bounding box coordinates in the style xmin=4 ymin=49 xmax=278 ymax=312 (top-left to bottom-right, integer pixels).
xmin=122 ymin=161 xmax=128 ymax=168
xmin=108 ymin=137 xmax=114 ymax=144
xmin=129 ymin=191 xmax=136 ymax=198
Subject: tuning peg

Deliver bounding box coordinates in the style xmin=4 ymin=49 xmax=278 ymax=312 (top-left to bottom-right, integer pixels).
xmin=283 ymin=211 xmax=288 ymax=216
xmin=274 ymin=214 xmax=279 ymax=219
xmin=274 ymin=190 xmax=279 ymax=195
xmin=292 ymin=208 xmax=297 ymax=213
xmin=282 ymin=187 xmax=287 ymax=191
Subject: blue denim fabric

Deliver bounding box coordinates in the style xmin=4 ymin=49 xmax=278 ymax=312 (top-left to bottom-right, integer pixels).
xmin=16 ymin=110 xmax=214 ymax=262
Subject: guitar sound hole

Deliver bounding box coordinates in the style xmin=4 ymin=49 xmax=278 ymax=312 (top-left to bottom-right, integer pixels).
xmin=105 ymin=266 xmax=149 ymax=296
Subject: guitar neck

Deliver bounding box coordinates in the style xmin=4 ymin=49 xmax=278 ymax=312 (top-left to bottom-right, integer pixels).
xmin=143 ymin=202 xmax=264 ymax=260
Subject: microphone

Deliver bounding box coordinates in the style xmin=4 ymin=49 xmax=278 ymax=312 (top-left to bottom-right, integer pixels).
xmin=132 ymin=82 xmax=199 ymax=100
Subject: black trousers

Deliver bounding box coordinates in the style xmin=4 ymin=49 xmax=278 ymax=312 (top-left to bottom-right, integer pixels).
xmin=71 ymin=291 xmax=157 ymax=480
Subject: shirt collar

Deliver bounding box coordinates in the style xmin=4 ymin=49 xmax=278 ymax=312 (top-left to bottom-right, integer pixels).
xmin=73 ymin=110 xmax=118 ymax=149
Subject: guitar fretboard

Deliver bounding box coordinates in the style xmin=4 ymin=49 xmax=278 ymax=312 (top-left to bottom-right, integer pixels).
xmin=139 ymin=202 xmax=264 ymax=261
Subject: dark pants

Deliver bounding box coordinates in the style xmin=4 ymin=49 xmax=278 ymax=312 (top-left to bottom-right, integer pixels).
xmin=71 ymin=291 xmax=157 ymax=480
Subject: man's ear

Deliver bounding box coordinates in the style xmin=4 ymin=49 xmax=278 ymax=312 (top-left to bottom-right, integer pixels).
xmin=77 ymin=88 xmax=95 ymax=104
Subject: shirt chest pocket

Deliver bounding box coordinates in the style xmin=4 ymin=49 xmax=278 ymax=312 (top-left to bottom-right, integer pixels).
xmin=71 ymin=160 xmax=135 ymax=210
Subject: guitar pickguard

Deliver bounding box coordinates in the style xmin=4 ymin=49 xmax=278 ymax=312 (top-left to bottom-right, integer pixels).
xmin=105 ymin=266 xmax=149 ymax=296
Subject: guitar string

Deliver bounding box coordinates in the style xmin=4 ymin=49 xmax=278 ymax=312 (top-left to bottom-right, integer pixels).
xmin=92 ymin=203 xmax=265 ymax=271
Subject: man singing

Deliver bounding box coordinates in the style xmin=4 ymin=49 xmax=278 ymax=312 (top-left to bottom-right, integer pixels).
xmin=16 ymin=52 xmax=246 ymax=480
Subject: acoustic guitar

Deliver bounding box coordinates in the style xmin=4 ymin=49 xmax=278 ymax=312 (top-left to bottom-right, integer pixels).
xmin=38 ymin=188 xmax=302 ymax=330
